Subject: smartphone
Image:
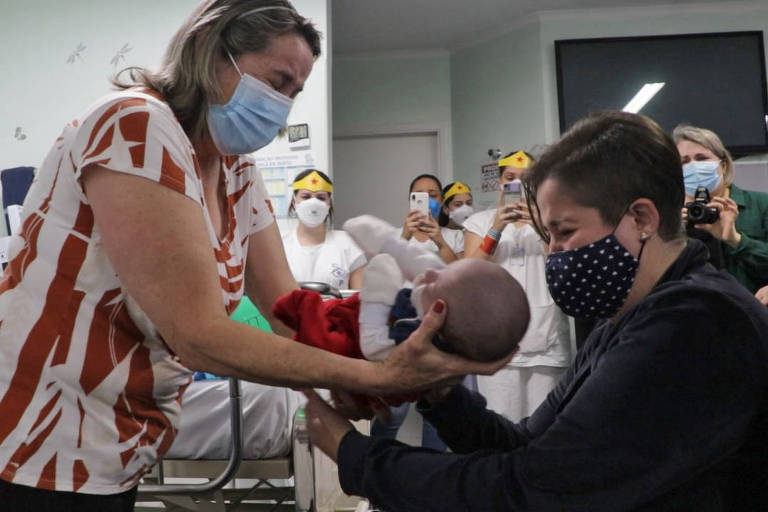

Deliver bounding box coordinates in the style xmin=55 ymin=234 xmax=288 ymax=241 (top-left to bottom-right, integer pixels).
xmin=410 ymin=191 xmax=430 ymax=216
xmin=503 ymin=180 xmax=524 ymax=205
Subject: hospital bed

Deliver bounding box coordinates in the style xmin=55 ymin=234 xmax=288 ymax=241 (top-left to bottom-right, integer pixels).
xmin=135 ymin=284 xmax=358 ymax=512
xmin=136 ymin=378 xmax=315 ymax=512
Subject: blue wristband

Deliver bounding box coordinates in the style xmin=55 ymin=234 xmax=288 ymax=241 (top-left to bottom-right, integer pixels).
xmin=487 ymin=227 xmax=501 ymax=240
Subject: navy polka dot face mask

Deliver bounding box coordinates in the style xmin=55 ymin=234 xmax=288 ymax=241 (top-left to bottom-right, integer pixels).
xmin=545 ymin=233 xmax=641 ymax=319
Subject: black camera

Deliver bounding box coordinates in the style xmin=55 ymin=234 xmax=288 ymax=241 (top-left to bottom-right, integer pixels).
xmin=685 ymin=186 xmax=719 ymax=225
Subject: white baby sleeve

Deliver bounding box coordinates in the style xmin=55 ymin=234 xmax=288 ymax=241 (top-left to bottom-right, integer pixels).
xmin=343 ymin=215 xmax=400 ymax=258
xmin=379 ymin=236 xmax=446 ymax=282
xmin=343 ymin=214 xmax=446 ymax=282
xmin=359 ymin=254 xmax=403 ymax=361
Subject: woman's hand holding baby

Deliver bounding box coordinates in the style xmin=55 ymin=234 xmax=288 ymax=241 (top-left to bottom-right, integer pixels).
xmin=375 ymin=300 xmax=514 ymax=395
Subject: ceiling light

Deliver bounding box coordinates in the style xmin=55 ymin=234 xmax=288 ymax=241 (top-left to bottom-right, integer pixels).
xmin=622 ymin=82 xmax=665 ymax=113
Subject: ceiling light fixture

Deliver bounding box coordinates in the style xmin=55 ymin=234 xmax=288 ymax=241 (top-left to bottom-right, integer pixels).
xmin=622 ymin=82 xmax=665 ymax=113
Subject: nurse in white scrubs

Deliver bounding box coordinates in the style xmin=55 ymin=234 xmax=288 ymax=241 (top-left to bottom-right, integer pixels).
xmin=464 ymin=150 xmax=572 ymax=422
xmin=400 ymin=173 xmax=459 ymax=264
xmin=281 ymin=169 xmax=366 ymax=290
xmin=436 ymin=181 xmax=474 ymax=259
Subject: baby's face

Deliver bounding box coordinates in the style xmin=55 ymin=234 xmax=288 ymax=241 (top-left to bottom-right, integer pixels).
xmin=411 ymin=260 xmax=476 ymax=316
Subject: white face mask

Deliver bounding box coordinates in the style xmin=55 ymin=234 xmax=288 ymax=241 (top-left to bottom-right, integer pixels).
xmin=448 ymin=205 xmax=474 ymax=227
xmin=295 ymin=198 xmax=330 ymax=227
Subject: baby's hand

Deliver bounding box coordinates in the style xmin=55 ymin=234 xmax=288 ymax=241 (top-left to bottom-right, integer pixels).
xmin=343 ymin=215 xmax=399 ymax=257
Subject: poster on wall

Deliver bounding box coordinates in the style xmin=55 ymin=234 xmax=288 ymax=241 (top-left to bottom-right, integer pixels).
xmin=253 ymin=151 xmax=315 ymax=218
xmin=480 ymin=163 xmax=500 ymax=193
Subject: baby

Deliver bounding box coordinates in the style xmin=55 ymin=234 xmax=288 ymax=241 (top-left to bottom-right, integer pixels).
xmin=273 ymin=215 xmax=529 ymax=369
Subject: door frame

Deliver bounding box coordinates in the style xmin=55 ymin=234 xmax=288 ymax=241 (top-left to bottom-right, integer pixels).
xmin=332 ymin=122 xmax=453 ymax=187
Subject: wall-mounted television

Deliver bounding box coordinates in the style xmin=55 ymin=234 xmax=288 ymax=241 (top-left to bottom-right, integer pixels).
xmin=555 ymin=31 xmax=768 ymax=155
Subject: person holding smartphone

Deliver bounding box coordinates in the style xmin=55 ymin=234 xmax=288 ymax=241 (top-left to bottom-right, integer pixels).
xmin=464 ymin=150 xmax=572 ymax=422
xmin=369 ymin=174 xmax=458 ymax=452
xmin=400 ymin=174 xmax=458 ymax=264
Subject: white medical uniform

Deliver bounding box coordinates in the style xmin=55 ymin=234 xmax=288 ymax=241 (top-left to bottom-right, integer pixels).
xmin=463 ymin=208 xmax=572 ymax=421
xmin=405 ymin=234 xmax=439 ymax=253
xmin=282 ymin=229 xmax=366 ymax=290
xmin=440 ymin=227 xmax=465 ymax=256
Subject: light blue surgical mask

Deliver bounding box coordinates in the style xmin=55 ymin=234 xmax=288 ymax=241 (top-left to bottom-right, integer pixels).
xmin=682 ymin=160 xmax=721 ymax=196
xmin=207 ymin=51 xmax=293 ymax=155
xmin=428 ymin=198 xmax=441 ymax=219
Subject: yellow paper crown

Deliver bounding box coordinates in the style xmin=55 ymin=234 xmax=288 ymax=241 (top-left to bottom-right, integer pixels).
xmin=292 ymin=170 xmax=333 ymax=193
xmin=498 ymin=150 xmax=532 ymax=169
xmin=443 ymin=181 xmax=471 ymax=202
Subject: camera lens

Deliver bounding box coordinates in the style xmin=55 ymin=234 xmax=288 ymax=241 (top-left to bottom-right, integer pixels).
xmin=687 ymin=204 xmax=704 ymax=222
xmin=686 ymin=203 xmax=719 ymax=224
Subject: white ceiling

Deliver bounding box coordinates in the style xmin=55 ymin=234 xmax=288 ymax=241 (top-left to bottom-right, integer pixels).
xmin=331 ymin=0 xmax=748 ymax=56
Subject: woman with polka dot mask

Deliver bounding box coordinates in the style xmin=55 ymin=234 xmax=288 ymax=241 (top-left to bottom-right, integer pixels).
xmin=298 ymin=110 xmax=768 ymax=510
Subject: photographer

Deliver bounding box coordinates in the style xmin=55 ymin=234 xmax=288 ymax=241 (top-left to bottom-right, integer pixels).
xmin=400 ymin=174 xmax=458 ymax=264
xmin=674 ymin=125 xmax=768 ymax=293
xmin=464 ymin=151 xmax=571 ymax=422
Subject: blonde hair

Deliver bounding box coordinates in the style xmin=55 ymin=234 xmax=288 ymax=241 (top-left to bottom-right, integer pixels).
xmin=112 ymin=0 xmax=321 ymax=142
xmin=672 ymin=124 xmax=735 ymax=187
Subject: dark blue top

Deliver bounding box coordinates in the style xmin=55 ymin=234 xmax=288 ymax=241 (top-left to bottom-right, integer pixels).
xmin=337 ymin=239 xmax=768 ymax=511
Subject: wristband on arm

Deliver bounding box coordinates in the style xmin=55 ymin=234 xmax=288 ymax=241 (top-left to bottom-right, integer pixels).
xmin=480 ymin=228 xmax=501 ymax=255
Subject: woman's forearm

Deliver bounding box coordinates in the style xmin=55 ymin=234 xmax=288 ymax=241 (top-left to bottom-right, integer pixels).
xmin=464 ymin=232 xmax=493 ymax=260
xmin=437 ymin=242 xmax=458 ymax=264
xmin=174 ymin=316 xmax=385 ymax=392
xmin=432 ymin=235 xmax=458 ymax=263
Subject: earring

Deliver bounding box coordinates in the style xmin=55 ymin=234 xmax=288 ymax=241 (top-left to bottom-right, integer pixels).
xmin=640 ymin=232 xmax=650 ymax=241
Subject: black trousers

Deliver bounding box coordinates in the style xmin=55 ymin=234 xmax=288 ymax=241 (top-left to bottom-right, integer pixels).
xmin=0 ymin=478 xmax=137 ymax=512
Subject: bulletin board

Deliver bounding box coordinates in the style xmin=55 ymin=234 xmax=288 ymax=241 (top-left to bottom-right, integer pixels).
xmin=253 ymin=151 xmax=316 ymax=218
xmin=481 ymin=163 xmax=500 ymax=193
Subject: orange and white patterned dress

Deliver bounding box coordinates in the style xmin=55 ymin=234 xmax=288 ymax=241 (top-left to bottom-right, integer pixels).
xmin=0 ymin=90 xmax=274 ymax=494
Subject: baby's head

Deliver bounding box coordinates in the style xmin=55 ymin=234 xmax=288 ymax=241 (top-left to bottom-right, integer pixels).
xmin=411 ymin=259 xmax=530 ymax=361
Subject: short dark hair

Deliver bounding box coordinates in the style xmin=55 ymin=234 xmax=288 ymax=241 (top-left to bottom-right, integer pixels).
xmin=408 ymin=174 xmax=442 ymax=194
xmin=525 ymin=111 xmax=684 ymax=243
xmin=288 ymin=168 xmax=333 ymax=226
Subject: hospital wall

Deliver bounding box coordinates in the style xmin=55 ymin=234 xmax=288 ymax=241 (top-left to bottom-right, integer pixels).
xmin=334 ymin=2 xmax=768 ymax=210
xmin=454 ymin=2 xmax=768 ymax=207
xmin=450 ymin=20 xmax=544 ymax=210
xmin=0 ymin=0 xmax=330 ymax=195
xmin=332 ymin=51 xmax=454 ymax=191
xmin=333 ymin=52 xmax=453 ymax=135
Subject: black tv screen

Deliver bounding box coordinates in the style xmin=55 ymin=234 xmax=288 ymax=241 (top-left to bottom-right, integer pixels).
xmin=555 ymin=31 xmax=768 ymax=154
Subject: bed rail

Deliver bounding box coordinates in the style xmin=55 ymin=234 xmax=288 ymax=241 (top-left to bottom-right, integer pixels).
xmin=137 ymin=379 xmax=315 ymax=511
xmin=296 ymin=281 xmax=343 ymax=299
xmin=139 ymin=377 xmax=244 ymax=496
